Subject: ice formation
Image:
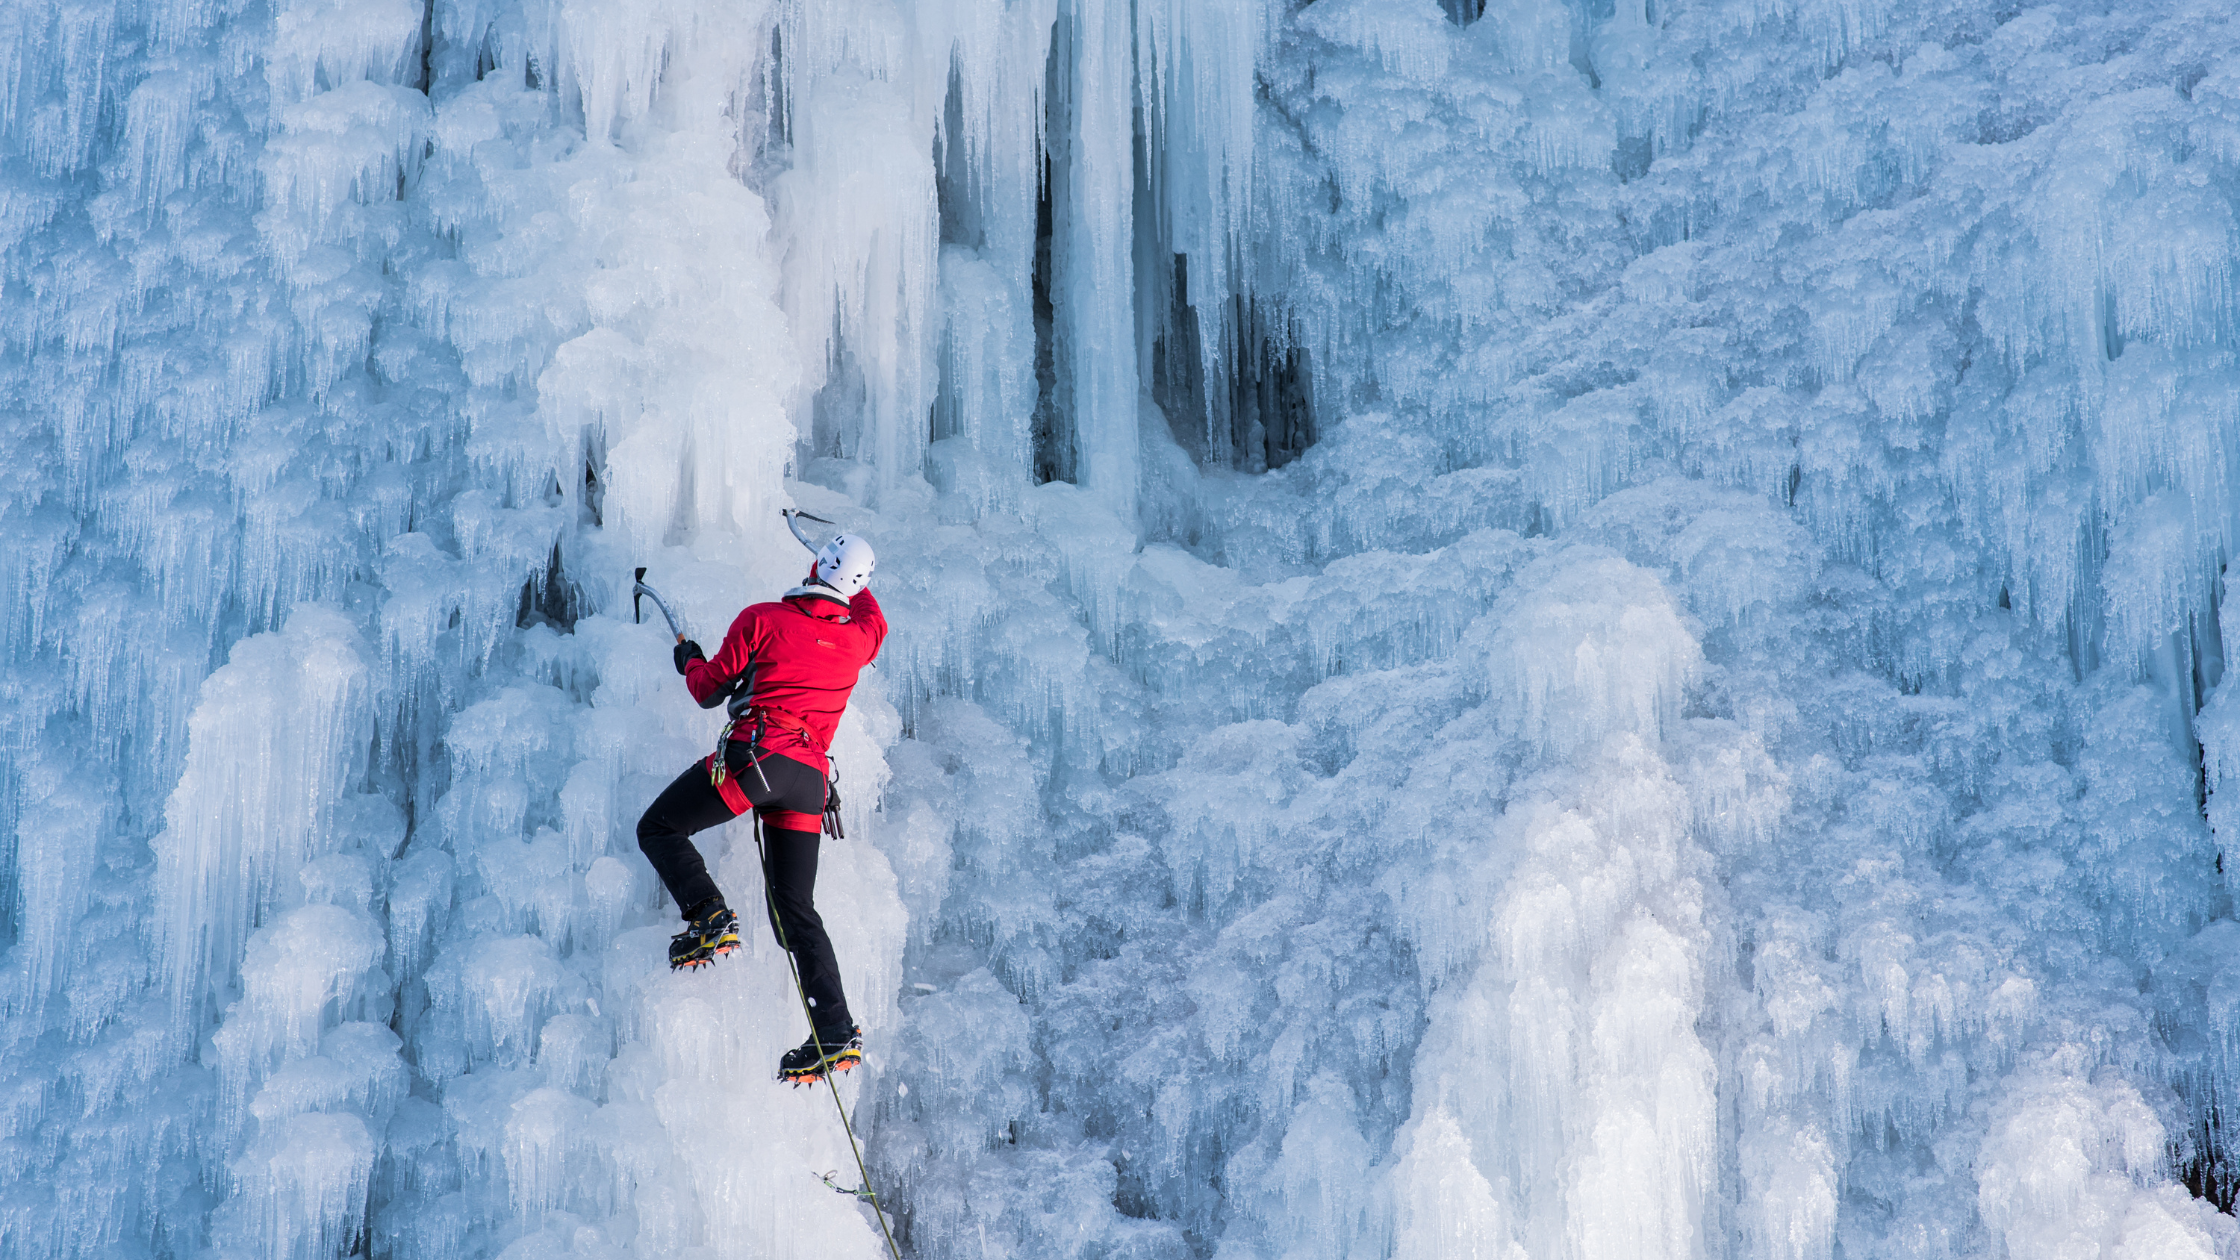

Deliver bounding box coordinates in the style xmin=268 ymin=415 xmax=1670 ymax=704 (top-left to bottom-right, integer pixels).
xmin=6 ymin=0 xmax=2240 ymax=1257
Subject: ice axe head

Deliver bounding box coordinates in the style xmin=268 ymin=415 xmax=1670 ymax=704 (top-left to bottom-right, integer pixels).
xmin=783 ymin=508 xmax=833 ymax=555
xmin=631 ymin=570 xmax=686 ymax=642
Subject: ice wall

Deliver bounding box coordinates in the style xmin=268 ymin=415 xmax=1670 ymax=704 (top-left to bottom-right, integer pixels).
xmin=0 ymin=0 xmax=908 ymax=1253
xmin=8 ymin=0 xmax=2240 ymax=1257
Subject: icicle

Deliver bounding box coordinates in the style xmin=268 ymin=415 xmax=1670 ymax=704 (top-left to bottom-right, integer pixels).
xmin=1482 ymin=549 xmax=1702 ymax=755
xmin=767 ymin=1 xmax=938 ymax=504
xmin=230 ymin=1111 xmax=380 ymax=1260
xmin=932 ymin=245 xmax=1036 ymax=514
xmin=6 ymin=748 xmax=109 ymax=1020
xmin=1388 ymin=1107 xmax=1524 ymax=1260
xmin=152 ymin=606 xmax=374 ymax=1047
xmin=1043 ymin=0 xmax=1141 ymax=521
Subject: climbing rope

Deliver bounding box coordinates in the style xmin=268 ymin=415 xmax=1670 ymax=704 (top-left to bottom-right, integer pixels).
xmin=754 ymin=814 xmax=905 ymax=1260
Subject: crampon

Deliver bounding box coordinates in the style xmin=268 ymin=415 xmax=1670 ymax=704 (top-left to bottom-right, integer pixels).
xmin=778 ymin=1026 xmax=863 ymax=1085
xmin=668 ymin=904 xmax=741 ymax=971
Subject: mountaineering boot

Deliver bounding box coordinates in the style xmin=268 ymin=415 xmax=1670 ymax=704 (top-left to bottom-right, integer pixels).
xmin=669 ymin=902 xmax=741 ymax=971
xmin=778 ymin=1025 xmax=864 ymax=1084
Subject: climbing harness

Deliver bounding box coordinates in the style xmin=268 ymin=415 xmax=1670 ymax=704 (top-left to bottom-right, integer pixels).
xmin=709 ymin=700 xmax=855 ymax=835
xmin=709 ymin=706 xmax=774 ymax=795
xmin=755 ymin=813 xmax=903 ymax=1260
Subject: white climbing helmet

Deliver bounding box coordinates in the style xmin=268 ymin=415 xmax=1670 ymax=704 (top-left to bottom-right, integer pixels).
xmin=812 ymin=533 xmax=876 ymax=600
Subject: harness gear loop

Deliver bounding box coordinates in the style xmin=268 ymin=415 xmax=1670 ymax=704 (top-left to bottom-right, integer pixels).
xmin=709 ymin=716 xmax=738 ymax=786
xmin=709 ymin=676 xmax=753 ymax=785
xmin=823 ymin=762 xmax=845 ymax=841
xmin=755 ymin=815 xmax=903 ymax=1260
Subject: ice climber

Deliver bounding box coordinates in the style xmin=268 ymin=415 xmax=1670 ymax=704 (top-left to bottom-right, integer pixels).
xmin=636 ymin=530 xmax=885 ymax=1084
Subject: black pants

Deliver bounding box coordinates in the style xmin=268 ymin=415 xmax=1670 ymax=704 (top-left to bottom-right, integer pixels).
xmin=636 ymin=744 xmax=853 ymax=1032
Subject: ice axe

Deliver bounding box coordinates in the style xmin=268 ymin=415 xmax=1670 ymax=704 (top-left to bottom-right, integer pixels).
xmin=783 ymin=507 xmax=833 ymax=556
xmin=631 ymin=568 xmax=685 ymax=643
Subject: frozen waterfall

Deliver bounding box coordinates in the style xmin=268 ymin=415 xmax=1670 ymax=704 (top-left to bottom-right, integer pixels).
xmin=6 ymin=0 xmax=2240 ymax=1257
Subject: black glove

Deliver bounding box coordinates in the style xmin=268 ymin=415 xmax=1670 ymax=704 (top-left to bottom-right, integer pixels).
xmin=673 ymin=640 xmax=705 ymax=675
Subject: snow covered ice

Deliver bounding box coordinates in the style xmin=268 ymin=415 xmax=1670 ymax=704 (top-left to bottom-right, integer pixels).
xmin=9 ymin=0 xmax=2240 ymax=1256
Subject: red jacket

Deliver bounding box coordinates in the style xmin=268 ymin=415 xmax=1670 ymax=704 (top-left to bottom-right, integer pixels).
xmin=685 ymin=588 xmax=886 ymax=774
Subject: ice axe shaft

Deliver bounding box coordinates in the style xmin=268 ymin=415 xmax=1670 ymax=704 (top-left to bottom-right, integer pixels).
xmin=631 ymin=567 xmax=685 ymax=642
